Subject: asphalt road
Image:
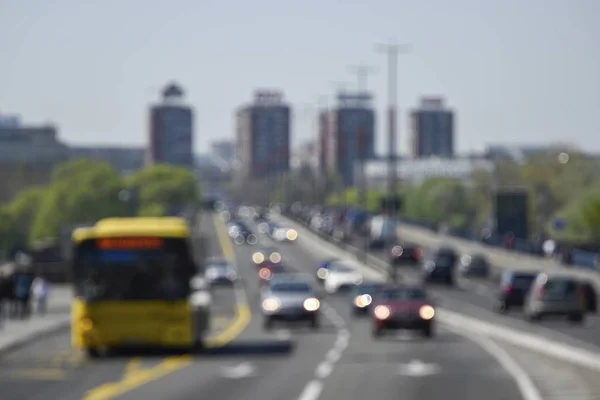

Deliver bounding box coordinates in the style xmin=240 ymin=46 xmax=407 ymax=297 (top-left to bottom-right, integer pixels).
xmin=2 ymin=213 xmax=597 ymax=400
xmin=333 ymin=230 xmax=600 ymax=351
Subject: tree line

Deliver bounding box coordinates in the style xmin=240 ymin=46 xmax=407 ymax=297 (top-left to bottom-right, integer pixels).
xmin=269 ymin=151 xmax=600 ymax=244
xmin=0 ymin=159 xmax=201 ymax=259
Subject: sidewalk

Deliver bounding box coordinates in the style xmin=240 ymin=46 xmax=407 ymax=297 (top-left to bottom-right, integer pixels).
xmin=0 ymin=285 xmax=73 ymax=355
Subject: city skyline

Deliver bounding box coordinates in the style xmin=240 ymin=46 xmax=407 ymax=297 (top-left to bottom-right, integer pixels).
xmin=1 ymin=1 xmax=599 ymax=154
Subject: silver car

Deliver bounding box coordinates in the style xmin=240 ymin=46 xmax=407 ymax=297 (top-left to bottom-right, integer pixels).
xmin=205 ymin=258 xmax=238 ymax=286
xmin=261 ymin=275 xmax=321 ymax=330
xmin=524 ymin=273 xmax=587 ymax=323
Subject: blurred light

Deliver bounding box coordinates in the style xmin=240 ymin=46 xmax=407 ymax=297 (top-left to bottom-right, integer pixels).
xmin=419 ymin=305 xmax=435 ymax=320
xmin=234 ymin=235 xmax=244 ymax=245
xmin=206 ymin=269 xmax=219 ymax=279
xmin=286 ymin=229 xmax=298 ymax=241
xmin=259 ymin=268 xmax=271 ymax=280
xmin=317 ymin=268 xmax=329 ymax=279
xmin=253 ymin=252 xmax=265 ymax=264
xmin=461 ymin=255 xmax=472 ymax=265
xmin=558 ymin=152 xmax=570 ymax=164
xmin=269 ymin=252 xmax=281 ymax=263
xmin=262 ymin=297 xmax=280 ymax=311
xmin=354 ymin=294 xmax=372 ymax=308
xmin=226 ymin=270 xmax=237 ymax=281
xmin=391 ymin=246 xmax=403 ymax=257
xmin=374 ymin=305 xmax=391 ymax=320
xmin=247 ymin=234 xmax=257 ymax=245
xmin=303 ymin=298 xmax=320 ymax=311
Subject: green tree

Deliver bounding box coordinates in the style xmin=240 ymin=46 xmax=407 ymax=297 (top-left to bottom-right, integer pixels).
xmin=7 ymin=187 xmax=46 ymax=247
xmin=128 ymin=164 xmax=200 ymax=216
xmin=548 ymin=184 xmax=600 ymax=243
xmin=30 ymin=160 xmax=127 ymax=242
xmin=404 ymin=178 xmax=470 ymax=228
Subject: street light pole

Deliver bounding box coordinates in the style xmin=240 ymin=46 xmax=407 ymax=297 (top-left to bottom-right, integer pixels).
xmin=375 ymin=40 xmax=410 ymax=219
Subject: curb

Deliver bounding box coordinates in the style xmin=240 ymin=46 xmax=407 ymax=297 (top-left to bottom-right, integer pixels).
xmin=0 ymin=318 xmax=71 ymax=357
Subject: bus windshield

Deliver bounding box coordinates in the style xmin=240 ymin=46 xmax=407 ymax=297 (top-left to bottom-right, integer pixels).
xmin=72 ymin=238 xmax=194 ymax=301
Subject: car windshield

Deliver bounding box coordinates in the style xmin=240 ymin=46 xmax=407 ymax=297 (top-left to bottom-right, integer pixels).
xmin=380 ymin=288 xmax=427 ymax=300
xmin=512 ymin=275 xmax=537 ymax=290
xmin=354 ymin=284 xmax=383 ymax=294
xmin=330 ymin=264 xmax=354 ymax=273
xmin=543 ymin=279 xmax=578 ymax=300
xmin=270 ymin=282 xmax=311 ymax=293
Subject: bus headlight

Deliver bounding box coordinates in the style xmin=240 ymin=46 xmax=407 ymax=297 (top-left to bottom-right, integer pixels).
xmin=262 ymin=297 xmax=280 ymax=312
xmin=80 ymin=318 xmax=94 ymax=331
xmin=269 ymin=252 xmax=281 ymax=263
xmin=303 ymin=298 xmax=320 ymax=311
xmin=419 ymin=305 xmax=435 ymax=320
xmin=253 ymin=252 xmax=265 ymax=264
xmin=374 ymin=305 xmax=391 ymax=320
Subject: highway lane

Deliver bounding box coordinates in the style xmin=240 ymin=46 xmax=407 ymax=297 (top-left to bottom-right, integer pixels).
xmin=290 ymin=218 xmax=600 ymax=351
xmin=249 ymin=227 xmax=528 ymax=400
xmin=114 ymin=216 xmax=341 ymax=400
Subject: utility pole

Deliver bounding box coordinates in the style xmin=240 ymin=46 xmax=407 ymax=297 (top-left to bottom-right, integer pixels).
xmin=375 ymin=40 xmax=410 ymax=219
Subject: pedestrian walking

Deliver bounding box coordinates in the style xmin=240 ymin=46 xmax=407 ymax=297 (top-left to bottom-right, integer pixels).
xmin=32 ymin=274 xmax=49 ymax=315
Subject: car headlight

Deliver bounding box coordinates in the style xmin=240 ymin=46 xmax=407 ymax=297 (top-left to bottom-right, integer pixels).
xmin=247 ymin=234 xmax=257 ymax=244
xmin=226 ymin=270 xmax=237 ymax=281
xmin=374 ymin=305 xmax=391 ymax=320
xmin=317 ymin=268 xmax=328 ymax=279
xmin=262 ymin=297 xmax=280 ymax=311
xmin=424 ymin=261 xmax=435 ymax=271
xmin=419 ymin=305 xmax=435 ymax=320
xmin=269 ymin=252 xmax=281 ymax=263
xmin=253 ymin=252 xmax=265 ymax=264
xmin=355 ymin=294 xmax=372 ymax=308
xmin=303 ymin=298 xmax=320 ymax=311
xmin=206 ymin=270 xmax=219 ymax=279
xmin=286 ymin=229 xmax=298 ymax=241
xmin=234 ymin=235 xmax=245 ymax=244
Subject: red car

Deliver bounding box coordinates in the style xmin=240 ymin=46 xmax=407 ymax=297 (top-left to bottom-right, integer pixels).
xmin=258 ymin=264 xmax=287 ymax=285
xmin=371 ymin=284 xmax=436 ymax=338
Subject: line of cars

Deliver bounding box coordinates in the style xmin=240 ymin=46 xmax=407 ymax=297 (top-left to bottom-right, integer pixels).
xmin=287 ymin=203 xmax=598 ymax=327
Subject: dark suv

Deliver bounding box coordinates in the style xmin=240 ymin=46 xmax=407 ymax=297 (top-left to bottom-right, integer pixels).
xmin=495 ymin=270 xmax=538 ymax=313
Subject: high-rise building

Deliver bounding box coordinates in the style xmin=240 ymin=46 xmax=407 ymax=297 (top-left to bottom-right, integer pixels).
xmin=318 ymin=92 xmax=376 ymax=187
xmin=234 ymin=90 xmax=290 ymax=182
xmin=148 ymin=83 xmax=194 ymax=168
xmin=409 ymin=97 xmax=454 ymax=159
xmin=410 ymin=97 xmax=454 ymax=158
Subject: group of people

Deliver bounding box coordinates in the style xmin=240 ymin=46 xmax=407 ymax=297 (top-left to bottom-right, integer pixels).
xmin=0 ymin=264 xmax=50 ymax=328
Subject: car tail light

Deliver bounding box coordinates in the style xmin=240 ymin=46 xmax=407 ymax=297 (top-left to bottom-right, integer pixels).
xmin=259 ymin=268 xmax=271 ymax=280
xmin=413 ymin=248 xmax=422 ymax=260
xmin=535 ymin=285 xmax=544 ymax=300
xmin=502 ymin=284 xmax=513 ymax=295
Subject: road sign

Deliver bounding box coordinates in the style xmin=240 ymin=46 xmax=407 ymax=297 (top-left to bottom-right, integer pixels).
xmin=553 ymin=219 xmax=566 ymax=231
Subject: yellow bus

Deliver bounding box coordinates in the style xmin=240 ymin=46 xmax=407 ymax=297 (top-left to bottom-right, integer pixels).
xmin=70 ymin=217 xmax=210 ymax=358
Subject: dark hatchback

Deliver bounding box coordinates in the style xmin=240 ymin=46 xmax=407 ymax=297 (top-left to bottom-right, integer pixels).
xmin=496 ymin=270 xmax=538 ymax=313
xmin=422 ymin=246 xmax=458 ymax=285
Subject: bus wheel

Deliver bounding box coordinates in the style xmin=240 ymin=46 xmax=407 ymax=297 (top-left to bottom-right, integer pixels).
xmin=86 ymin=348 xmax=101 ymax=358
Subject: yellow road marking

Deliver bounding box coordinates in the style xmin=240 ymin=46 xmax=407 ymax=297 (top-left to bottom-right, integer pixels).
xmin=123 ymin=358 xmax=141 ymax=378
xmin=82 ymin=213 xmax=252 ymax=400
xmin=9 ymin=368 xmax=68 ymax=380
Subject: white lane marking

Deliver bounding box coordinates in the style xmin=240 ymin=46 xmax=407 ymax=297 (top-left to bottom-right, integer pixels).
xmin=275 ymin=329 xmax=291 ymax=340
xmin=315 ymin=361 xmax=333 ymax=379
xmin=298 ymin=380 xmax=323 ymax=400
xmin=334 ymin=335 xmax=349 ymax=350
xmin=326 ymin=349 xmax=341 ymax=363
xmin=444 ymin=323 xmax=543 ymax=400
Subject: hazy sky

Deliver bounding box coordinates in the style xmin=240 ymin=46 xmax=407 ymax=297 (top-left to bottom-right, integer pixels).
xmin=1 ymin=0 xmax=599 ymax=154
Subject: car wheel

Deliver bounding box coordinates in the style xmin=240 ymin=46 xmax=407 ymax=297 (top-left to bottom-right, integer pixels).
xmin=567 ymin=313 xmax=584 ymax=324
xmin=422 ymin=325 xmax=434 ymax=338
xmin=310 ymin=316 xmax=320 ymax=330
xmin=372 ymin=325 xmax=383 ymax=338
xmin=495 ymin=302 xmax=508 ymax=314
xmin=263 ymin=317 xmax=274 ymax=331
xmin=527 ymin=313 xmax=541 ymax=322
xmin=86 ymin=348 xmax=100 ymax=359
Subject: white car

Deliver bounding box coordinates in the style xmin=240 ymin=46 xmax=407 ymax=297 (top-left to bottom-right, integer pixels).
xmin=324 ymin=262 xmax=363 ymax=294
